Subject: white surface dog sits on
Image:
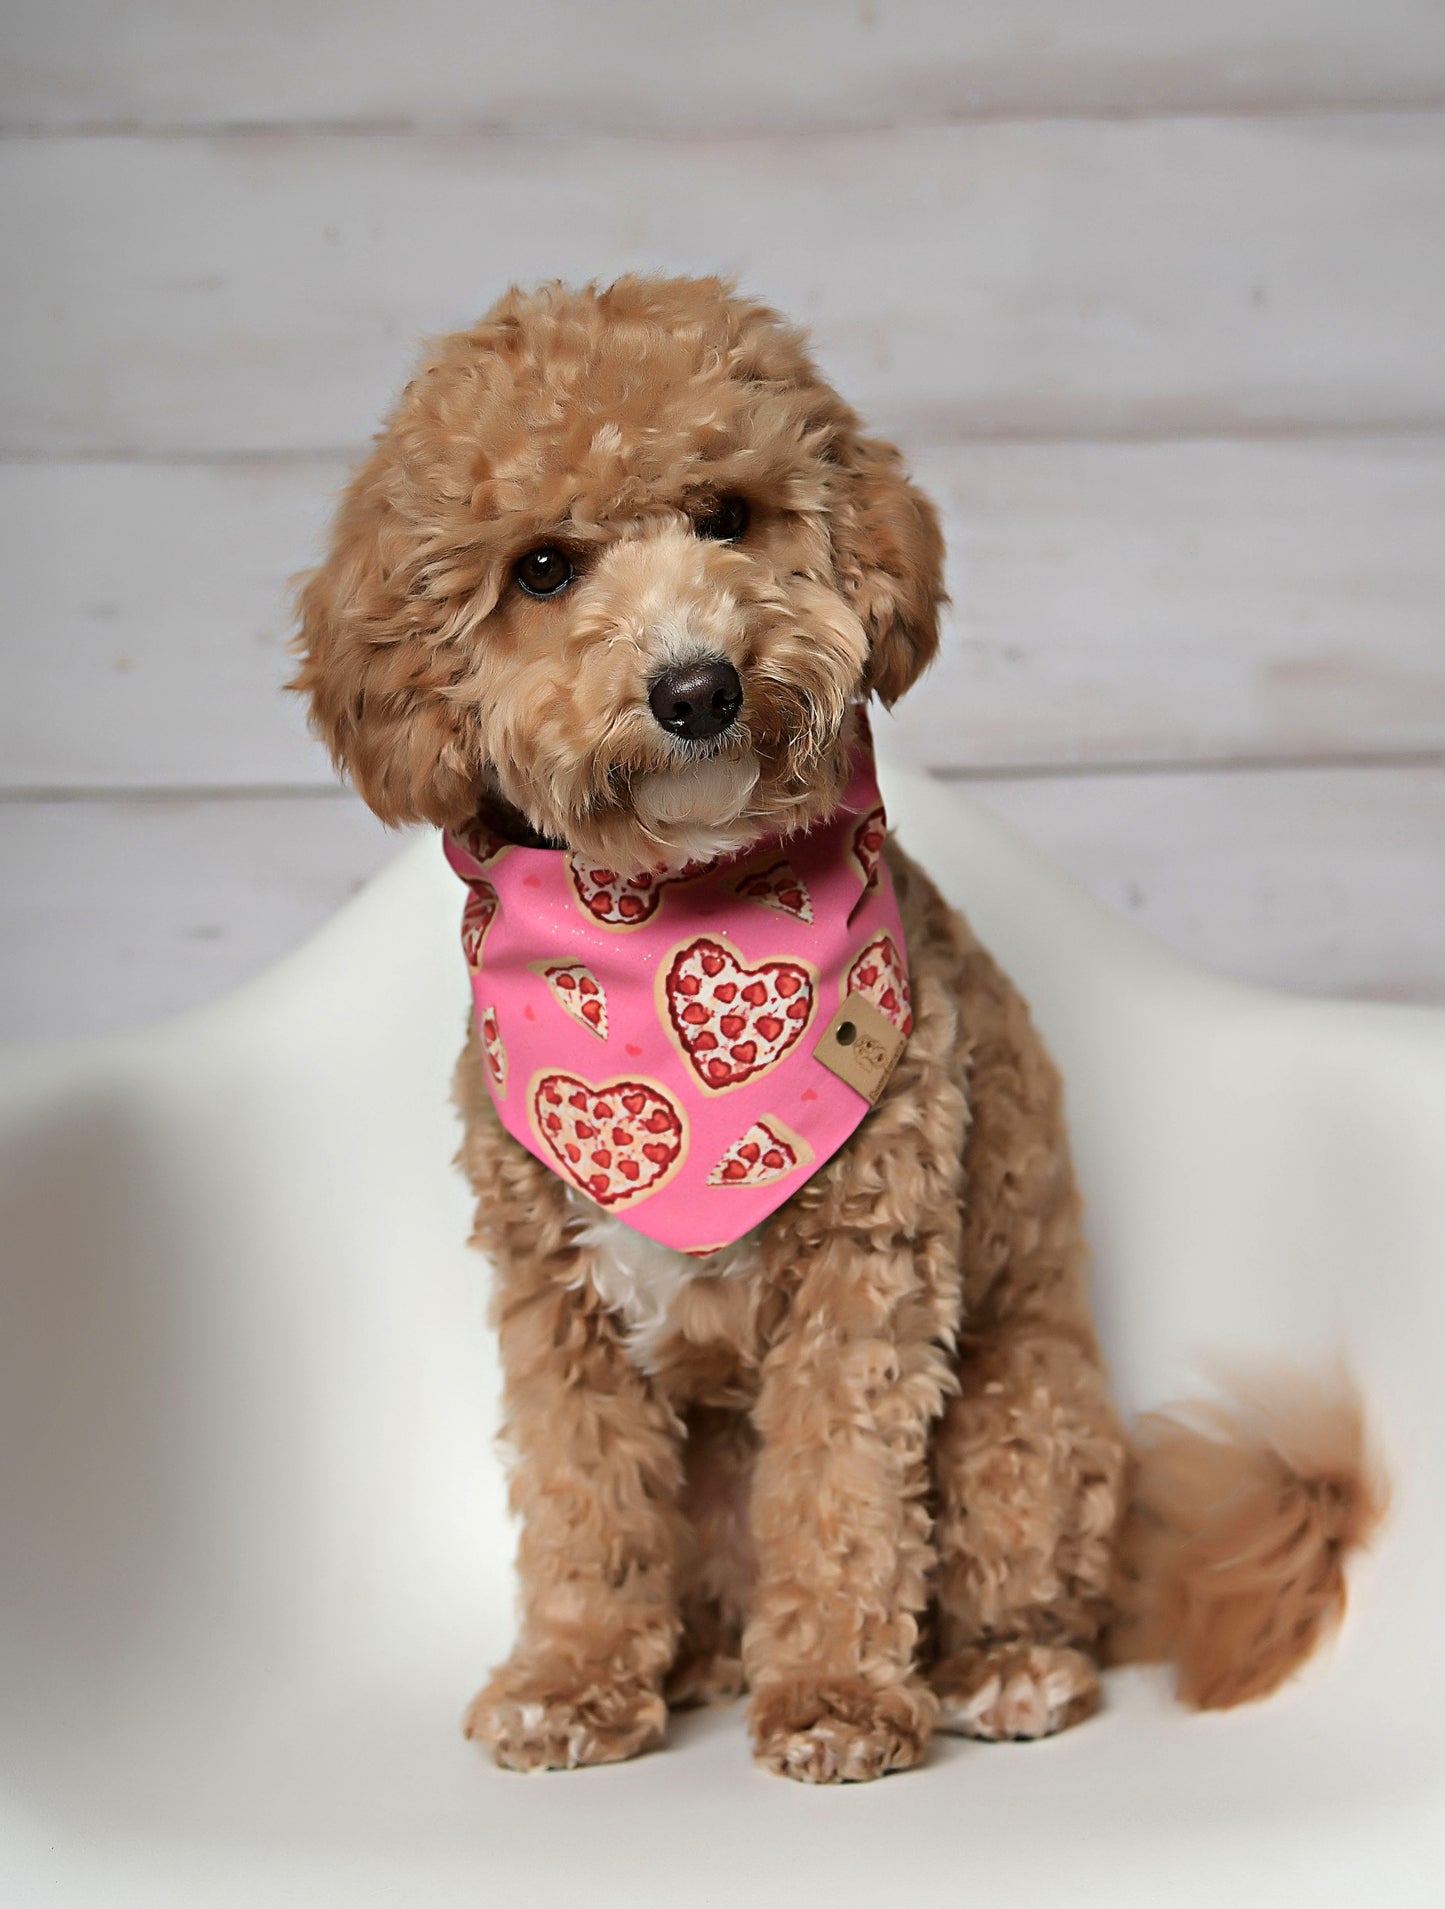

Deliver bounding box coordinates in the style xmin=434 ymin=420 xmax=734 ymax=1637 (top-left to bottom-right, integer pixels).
xmin=0 ymin=760 xmax=1436 ymax=1904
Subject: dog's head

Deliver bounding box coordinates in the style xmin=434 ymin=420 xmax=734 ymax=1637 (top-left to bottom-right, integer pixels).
xmin=291 ymin=275 xmax=944 ymax=871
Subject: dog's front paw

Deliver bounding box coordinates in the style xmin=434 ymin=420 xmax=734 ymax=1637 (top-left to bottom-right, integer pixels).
xmin=464 ymin=1657 xmax=668 ymax=1772
xmin=930 ymin=1642 xmax=1100 ymax=1741
xmin=749 ymin=1676 xmax=935 ymax=1783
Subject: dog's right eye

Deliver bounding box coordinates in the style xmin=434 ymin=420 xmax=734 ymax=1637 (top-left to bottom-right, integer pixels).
xmin=514 ymin=547 xmax=575 ymax=598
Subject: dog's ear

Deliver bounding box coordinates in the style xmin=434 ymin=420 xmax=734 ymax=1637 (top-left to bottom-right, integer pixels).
xmin=288 ymin=446 xmax=489 ymax=829
xmin=831 ymin=435 xmax=946 ymax=707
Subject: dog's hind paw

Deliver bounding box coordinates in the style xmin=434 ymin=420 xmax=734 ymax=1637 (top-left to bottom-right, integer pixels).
xmin=749 ymin=1676 xmax=935 ymax=1783
xmin=930 ymin=1642 xmax=1099 ymax=1741
xmin=464 ymin=1659 xmax=668 ymax=1772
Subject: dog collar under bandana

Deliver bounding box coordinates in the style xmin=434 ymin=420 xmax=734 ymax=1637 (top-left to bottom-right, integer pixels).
xmin=444 ymin=737 xmax=912 ymax=1256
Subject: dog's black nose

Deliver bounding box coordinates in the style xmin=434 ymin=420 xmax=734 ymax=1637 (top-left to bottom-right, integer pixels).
xmin=648 ymin=659 xmax=743 ymax=740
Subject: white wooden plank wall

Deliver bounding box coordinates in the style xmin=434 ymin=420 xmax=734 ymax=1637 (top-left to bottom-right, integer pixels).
xmin=1 ymin=1 xmax=1442 ymax=1046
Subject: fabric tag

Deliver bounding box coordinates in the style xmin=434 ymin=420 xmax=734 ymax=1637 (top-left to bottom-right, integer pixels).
xmin=813 ymin=991 xmax=906 ymax=1106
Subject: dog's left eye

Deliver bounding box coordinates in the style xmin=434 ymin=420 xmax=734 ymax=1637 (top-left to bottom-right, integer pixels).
xmin=514 ymin=547 xmax=575 ymax=598
xmin=694 ymin=496 xmax=750 ymax=543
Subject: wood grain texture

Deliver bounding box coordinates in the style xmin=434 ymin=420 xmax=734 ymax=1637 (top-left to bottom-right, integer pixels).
xmin=0 ymin=460 xmax=335 ymax=789
xmin=3 ymin=765 xmax=1438 ymax=1049
xmin=0 ymin=794 xmax=398 ymax=1047
xmin=892 ymin=434 xmax=1445 ymax=769
xmin=963 ymin=763 xmax=1445 ymax=1004
xmin=3 ymin=4 xmax=1440 ymax=1026
xmin=6 ymin=439 xmax=1442 ymax=791
xmin=3 ymin=116 xmax=1443 ymax=455
xmin=6 ymin=0 xmax=1445 ymax=132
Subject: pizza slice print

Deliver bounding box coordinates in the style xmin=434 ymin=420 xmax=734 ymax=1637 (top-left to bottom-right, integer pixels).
xmin=849 ymin=805 xmax=887 ymax=891
xmin=729 ymin=856 xmax=814 ymax=924
xmin=707 ymin=1117 xmax=812 ymax=1189
xmin=663 ymin=937 xmax=815 ymax=1091
xmin=460 ymin=880 xmax=499 ymax=968
xmin=846 ymin=934 xmax=913 ymax=1036
xmin=453 ymin=816 xmax=509 ymax=873
xmin=479 ymin=1005 xmax=507 ymax=1094
xmin=531 ymin=1074 xmax=686 ymax=1209
xmin=539 ymin=962 xmax=609 ymax=1040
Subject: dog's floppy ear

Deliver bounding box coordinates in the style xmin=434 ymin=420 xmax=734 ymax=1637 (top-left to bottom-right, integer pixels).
xmin=831 ymin=434 xmax=946 ymax=707
xmin=288 ymin=444 xmax=489 ymax=829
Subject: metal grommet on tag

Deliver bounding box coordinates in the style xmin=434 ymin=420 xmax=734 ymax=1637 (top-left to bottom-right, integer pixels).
xmin=813 ymin=991 xmax=906 ymax=1105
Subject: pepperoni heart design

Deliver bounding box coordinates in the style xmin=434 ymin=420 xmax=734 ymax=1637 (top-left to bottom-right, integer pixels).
xmin=846 ymin=933 xmax=912 ymax=1036
xmin=729 ymin=856 xmax=814 ymax=924
xmin=479 ymin=1004 xmax=507 ymax=1094
xmin=532 ymin=1074 xmax=686 ymax=1209
xmin=460 ymin=880 xmax=498 ymax=969
xmin=663 ymin=937 xmax=814 ymax=1090
xmin=568 ymin=853 xmax=716 ymax=929
xmin=850 ymin=805 xmax=887 ymax=891
xmin=537 ymin=961 xmax=609 ymax=1039
xmin=708 ymin=1117 xmax=812 ymax=1189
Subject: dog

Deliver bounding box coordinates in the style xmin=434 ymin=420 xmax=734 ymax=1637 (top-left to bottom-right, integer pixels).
xmin=291 ymin=275 xmax=1382 ymax=1782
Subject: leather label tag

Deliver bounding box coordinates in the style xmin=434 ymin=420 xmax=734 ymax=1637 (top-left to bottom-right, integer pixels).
xmin=813 ymin=991 xmax=906 ymax=1106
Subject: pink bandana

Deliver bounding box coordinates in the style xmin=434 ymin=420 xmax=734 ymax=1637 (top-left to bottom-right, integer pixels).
xmin=443 ymin=737 xmax=911 ymax=1256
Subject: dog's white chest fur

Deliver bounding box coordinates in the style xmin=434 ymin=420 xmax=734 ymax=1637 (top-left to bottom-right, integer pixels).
xmin=566 ymin=1194 xmax=759 ymax=1372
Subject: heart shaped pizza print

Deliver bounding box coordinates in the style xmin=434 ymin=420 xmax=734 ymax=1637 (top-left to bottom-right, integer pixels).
xmin=846 ymin=933 xmax=913 ymax=1036
xmin=663 ymin=937 xmax=815 ymax=1091
xmin=568 ymin=853 xmax=717 ymax=929
xmin=849 ymin=805 xmax=887 ymax=890
xmin=532 ymin=1074 xmax=686 ymax=1209
xmin=479 ymin=1004 xmax=508 ymax=1094
xmin=538 ymin=961 xmax=608 ymax=1039
xmin=460 ymin=880 xmax=498 ymax=968
xmin=729 ymin=856 xmax=814 ymax=924
xmin=708 ymin=1116 xmax=812 ymax=1189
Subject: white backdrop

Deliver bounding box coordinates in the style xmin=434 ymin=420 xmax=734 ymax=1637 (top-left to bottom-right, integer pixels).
xmin=2 ymin=0 xmax=1443 ymax=1042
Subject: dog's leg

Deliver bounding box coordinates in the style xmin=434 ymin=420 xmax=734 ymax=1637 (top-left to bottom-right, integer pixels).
xmin=457 ymin=1058 xmax=688 ymax=1773
xmin=928 ymin=1320 xmax=1123 ymax=1738
xmin=927 ymin=939 xmax=1127 ymax=1741
xmin=742 ymin=1227 xmax=959 ymax=1781
xmin=667 ymin=1405 xmax=756 ymax=1709
xmin=463 ymin=1253 xmax=687 ymax=1771
xmin=742 ymin=939 xmax=970 ymax=1783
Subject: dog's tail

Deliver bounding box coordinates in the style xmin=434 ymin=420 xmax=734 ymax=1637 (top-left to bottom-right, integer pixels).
xmin=1108 ymin=1367 xmax=1387 ymax=1709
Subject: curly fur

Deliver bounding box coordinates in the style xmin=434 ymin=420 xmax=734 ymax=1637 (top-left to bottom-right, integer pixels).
xmin=291 ymin=275 xmax=1383 ymax=1782
xmin=1109 ymin=1369 xmax=1387 ymax=1709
